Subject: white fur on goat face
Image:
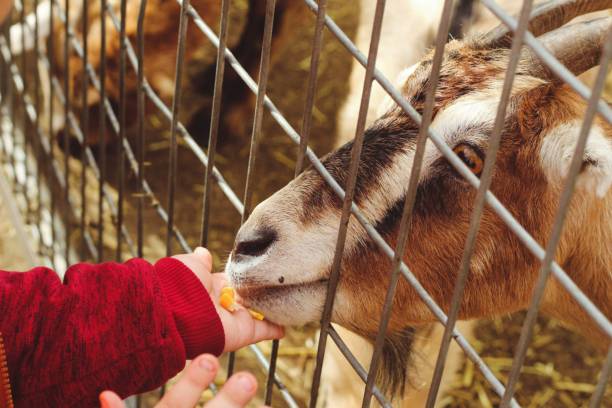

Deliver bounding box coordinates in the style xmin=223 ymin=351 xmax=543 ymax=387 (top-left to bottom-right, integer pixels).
xmin=226 ymin=185 xmax=341 ymax=326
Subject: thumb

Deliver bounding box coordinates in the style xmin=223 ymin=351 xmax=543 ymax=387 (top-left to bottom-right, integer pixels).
xmin=194 ymin=247 xmax=213 ymax=272
xmin=99 ymin=391 xmax=125 ymax=408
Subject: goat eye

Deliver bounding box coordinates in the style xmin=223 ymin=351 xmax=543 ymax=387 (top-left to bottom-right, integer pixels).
xmin=453 ymin=144 xmax=484 ymax=176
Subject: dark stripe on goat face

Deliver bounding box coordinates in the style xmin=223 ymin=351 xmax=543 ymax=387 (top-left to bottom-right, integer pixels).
xmin=300 ymin=119 xmax=419 ymax=223
xmin=373 ymin=161 xmax=470 ymax=242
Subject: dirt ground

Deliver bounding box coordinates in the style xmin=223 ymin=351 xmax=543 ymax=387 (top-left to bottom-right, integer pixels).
xmin=1 ymin=0 xmax=610 ymax=407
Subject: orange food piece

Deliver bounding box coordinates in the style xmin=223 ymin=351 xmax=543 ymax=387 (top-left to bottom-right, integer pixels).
xmin=248 ymin=309 xmax=264 ymax=321
xmin=220 ymin=287 xmax=236 ymax=312
xmin=220 ymin=287 xmax=265 ymax=320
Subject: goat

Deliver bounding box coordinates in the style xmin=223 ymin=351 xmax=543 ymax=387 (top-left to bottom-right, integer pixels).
xmin=225 ymin=0 xmax=612 ymax=404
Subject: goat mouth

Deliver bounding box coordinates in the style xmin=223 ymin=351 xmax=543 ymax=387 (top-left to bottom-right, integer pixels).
xmin=235 ymin=278 xmax=329 ymax=301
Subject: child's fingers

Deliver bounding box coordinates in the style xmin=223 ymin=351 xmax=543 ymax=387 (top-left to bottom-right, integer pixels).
xmin=222 ymin=308 xmax=285 ymax=352
xmin=204 ymin=372 xmax=258 ymax=408
xmin=233 ymin=307 xmax=284 ymax=340
xmin=194 ymin=247 xmax=213 ymax=271
xmin=99 ymin=390 xmax=125 ymax=408
xmin=156 ymin=355 xmax=219 ymax=408
xmin=211 ymin=273 xmax=228 ymax=294
xmin=250 ymin=318 xmax=285 ymax=343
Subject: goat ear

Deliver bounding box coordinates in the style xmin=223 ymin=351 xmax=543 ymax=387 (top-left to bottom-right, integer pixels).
xmin=540 ymin=122 xmax=612 ymax=198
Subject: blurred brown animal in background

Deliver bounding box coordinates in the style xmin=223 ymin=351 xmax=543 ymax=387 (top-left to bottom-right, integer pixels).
xmin=13 ymin=0 xmax=307 ymax=147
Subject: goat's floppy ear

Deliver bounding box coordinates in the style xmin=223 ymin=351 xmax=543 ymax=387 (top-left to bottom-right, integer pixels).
xmin=540 ymin=121 xmax=612 ymax=198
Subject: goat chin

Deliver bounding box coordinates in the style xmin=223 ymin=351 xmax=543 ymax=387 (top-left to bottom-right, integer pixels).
xmin=319 ymin=322 xmax=475 ymax=407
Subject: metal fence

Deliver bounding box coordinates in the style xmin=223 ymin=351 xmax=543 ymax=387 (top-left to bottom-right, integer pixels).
xmin=0 ymin=0 xmax=610 ymax=407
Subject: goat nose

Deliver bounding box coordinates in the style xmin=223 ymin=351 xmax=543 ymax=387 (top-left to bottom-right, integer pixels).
xmin=234 ymin=228 xmax=277 ymax=258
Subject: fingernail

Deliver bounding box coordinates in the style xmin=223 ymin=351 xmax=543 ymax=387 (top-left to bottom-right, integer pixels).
xmin=99 ymin=394 xmax=109 ymax=408
xmin=198 ymin=356 xmax=215 ymax=372
xmin=237 ymin=374 xmax=256 ymax=392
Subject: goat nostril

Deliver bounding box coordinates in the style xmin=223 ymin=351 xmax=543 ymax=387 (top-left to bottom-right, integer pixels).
xmin=235 ymin=229 xmax=277 ymax=257
xmin=278 ymin=276 xmax=285 ymax=284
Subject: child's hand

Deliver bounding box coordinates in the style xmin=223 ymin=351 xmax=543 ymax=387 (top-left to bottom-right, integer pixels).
xmin=99 ymin=354 xmax=269 ymax=408
xmin=173 ymin=248 xmax=284 ymax=352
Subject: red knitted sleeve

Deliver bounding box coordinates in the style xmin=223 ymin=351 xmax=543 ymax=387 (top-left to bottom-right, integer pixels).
xmin=0 ymin=257 xmax=224 ymax=407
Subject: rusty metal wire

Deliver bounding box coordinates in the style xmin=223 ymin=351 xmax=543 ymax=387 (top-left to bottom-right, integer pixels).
xmin=199 ymin=0 xmax=230 ymax=247
xmin=310 ymin=1 xmax=388 ymax=407
xmin=426 ymin=0 xmax=536 ymax=405
xmin=0 ymin=0 xmax=610 ymax=407
xmin=136 ymin=0 xmax=146 ymax=258
xmin=370 ymin=0 xmax=458 ymax=405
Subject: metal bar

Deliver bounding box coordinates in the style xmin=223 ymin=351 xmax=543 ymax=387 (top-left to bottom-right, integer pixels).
xmin=264 ymin=339 xmax=279 ymax=405
xmin=166 ymin=0 xmax=191 ymax=256
xmin=19 ymin=0 xmax=31 ymax=219
xmin=240 ymin=0 xmax=276 ymax=223
xmin=33 ymin=0 xmax=43 ymax=253
xmin=200 ymin=0 xmax=230 ymax=247
xmin=79 ymin=0 xmax=89 ymax=259
xmin=229 ymin=0 xmax=277 ymax=381
xmin=48 ymin=0 xmax=57 ymax=267
xmin=7 ymin=4 xmax=16 ymax=193
xmin=97 ymin=0 xmax=107 ymax=262
xmin=246 ymin=344 xmax=299 ymax=408
xmin=63 ymin=0 xmax=71 ymax=263
xmin=589 ymin=346 xmax=612 ymax=408
xmin=309 ymin=1 xmax=387 ymax=406
xmin=252 ymin=0 xmax=277 ymax=390
xmin=0 ymin=12 xmax=10 ymax=162
xmin=0 ymin=16 xmax=7 ymax=108
xmin=362 ymin=0 xmax=455 ymax=406
xmin=136 ymin=0 xmax=147 ymax=258
xmin=427 ymin=1 xmax=535 ymax=406
xmin=328 ymin=326 xmax=391 ymax=408
xmin=500 ymin=25 xmax=612 ymax=407
xmin=294 ymin=0 xmax=327 ymax=177
xmin=480 ymin=0 xmax=612 ymax=124
xmin=301 ymin=0 xmax=611 ymax=337
xmin=116 ymin=0 xmax=127 ymax=261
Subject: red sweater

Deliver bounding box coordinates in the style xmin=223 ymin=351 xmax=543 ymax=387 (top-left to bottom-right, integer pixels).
xmin=0 ymin=257 xmax=225 ymax=408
